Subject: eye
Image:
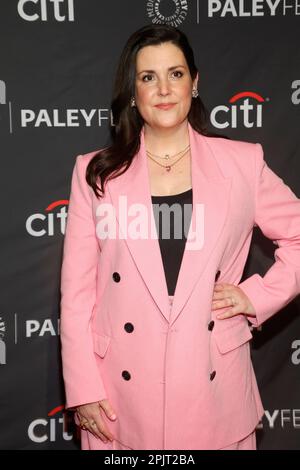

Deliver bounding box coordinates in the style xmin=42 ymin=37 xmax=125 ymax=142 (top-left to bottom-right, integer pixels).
xmin=171 ymin=70 xmax=183 ymax=78
xmin=142 ymin=74 xmax=154 ymax=82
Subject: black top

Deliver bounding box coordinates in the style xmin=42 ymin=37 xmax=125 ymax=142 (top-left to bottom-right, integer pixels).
xmin=151 ymin=188 xmax=193 ymax=296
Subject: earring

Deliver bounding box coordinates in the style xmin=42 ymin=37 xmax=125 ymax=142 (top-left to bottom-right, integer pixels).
xmin=192 ymin=88 xmax=199 ymax=98
xmin=130 ymin=96 xmax=136 ymax=107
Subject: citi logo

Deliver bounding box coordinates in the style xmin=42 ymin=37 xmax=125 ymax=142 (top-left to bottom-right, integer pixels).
xmin=18 ymin=0 xmax=74 ymax=22
xmin=210 ymin=91 xmax=266 ymax=129
xmin=26 ymin=199 xmax=68 ymax=237
xmin=28 ymin=406 xmax=73 ymax=443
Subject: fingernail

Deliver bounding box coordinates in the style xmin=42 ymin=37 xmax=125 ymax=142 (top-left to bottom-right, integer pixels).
xmin=111 ymin=413 xmax=117 ymax=420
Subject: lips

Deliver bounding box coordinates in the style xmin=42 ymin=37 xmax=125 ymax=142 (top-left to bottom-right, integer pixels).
xmin=155 ymin=103 xmax=176 ymax=110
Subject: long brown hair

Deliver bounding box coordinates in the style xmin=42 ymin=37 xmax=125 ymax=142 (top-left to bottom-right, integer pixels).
xmin=86 ymin=24 xmax=227 ymax=199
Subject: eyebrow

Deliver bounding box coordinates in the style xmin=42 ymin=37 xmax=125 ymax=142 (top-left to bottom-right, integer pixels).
xmin=137 ymin=65 xmax=186 ymax=75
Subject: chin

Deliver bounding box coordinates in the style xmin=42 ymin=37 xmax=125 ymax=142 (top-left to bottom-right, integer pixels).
xmin=154 ymin=119 xmax=183 ymax=129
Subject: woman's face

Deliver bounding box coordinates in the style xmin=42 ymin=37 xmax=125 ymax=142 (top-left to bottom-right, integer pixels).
xmin=134 ymin=42 xmax=198 ymax=131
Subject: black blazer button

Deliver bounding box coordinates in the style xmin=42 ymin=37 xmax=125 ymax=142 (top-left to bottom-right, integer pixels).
xmin=210 ymin=370 xmax=216 ymax=381
xmin=122 ymin=370 xmax=131 ymax=381
xmin=208 ymin=320 xmax=215 ymax=331
xmin=215 ymin=270 xmax=221 ymax=282
xmin=124 ymin=322 xmax=134 ymax=333
xmin=112 ymin=272 xmax=121 ymax=282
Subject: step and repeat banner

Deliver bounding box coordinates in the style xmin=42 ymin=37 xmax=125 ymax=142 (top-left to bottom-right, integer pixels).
xmin=0 ymin=0 xmax=299 ymax=450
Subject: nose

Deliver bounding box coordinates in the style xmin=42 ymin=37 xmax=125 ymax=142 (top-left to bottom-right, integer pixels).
xmin=157 ymin=78 xmax=171 ymax=96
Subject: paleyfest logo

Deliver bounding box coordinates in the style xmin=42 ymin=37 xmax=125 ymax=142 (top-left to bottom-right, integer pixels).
xmin=146 ymin=0 xmax=188 ymax=26
xmin=208 ymin=0 xmax=300 ymax=17
xmin=0 ymin=79 xmax=112 ymax=133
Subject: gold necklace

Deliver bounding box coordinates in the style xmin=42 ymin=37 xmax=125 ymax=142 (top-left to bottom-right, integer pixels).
xmin=146 ymin=144 xmax=190 ymax=161
xmin=146 ymin=147 xmax=190 ymax=172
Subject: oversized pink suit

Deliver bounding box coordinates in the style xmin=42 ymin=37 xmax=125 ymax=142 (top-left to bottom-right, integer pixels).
xmin=60 ymin=122 xmax=300 ymax=450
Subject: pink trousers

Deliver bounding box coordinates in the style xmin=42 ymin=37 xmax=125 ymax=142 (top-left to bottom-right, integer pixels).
xmin=80 ymin=429 xmax=256 ymax=450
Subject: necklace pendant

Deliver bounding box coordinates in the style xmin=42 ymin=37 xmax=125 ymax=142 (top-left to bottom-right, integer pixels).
xmin=165 ymin=165 xmax=171 ymax=172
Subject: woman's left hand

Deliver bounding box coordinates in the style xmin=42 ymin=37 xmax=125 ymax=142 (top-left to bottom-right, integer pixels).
xmin=212 ymin=283 xmax=256 ymax=319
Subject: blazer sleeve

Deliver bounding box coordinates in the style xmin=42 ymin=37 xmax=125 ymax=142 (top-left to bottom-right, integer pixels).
xmin=238 ymin=143 xmax=300 ymax=328
xmin=60 ymin=154 xmax=106 ymax=410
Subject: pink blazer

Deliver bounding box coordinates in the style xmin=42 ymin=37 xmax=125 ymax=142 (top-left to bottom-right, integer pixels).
xmin=60 ymin=122 xmax=300 ymax=449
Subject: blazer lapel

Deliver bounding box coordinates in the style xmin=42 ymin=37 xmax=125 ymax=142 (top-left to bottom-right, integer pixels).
xmin=169 ymin=124 xmax=232 ymax=324
xmin=107 ymin=128 xmax=171 ymax=322
xmin=107 ymin=122 xmax=232 ymax=324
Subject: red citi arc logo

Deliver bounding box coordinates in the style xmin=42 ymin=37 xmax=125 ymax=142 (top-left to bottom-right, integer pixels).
xmin=28 ymin=405 xmax=73 ymax=443
xmin=229 ymin=91 xmax=265 ymax=103
xmin=211 ymin=91 xmax=266 ymax=129
xmin=26 ymin=200 xmax=69 ymax=237
xmin=48 ymin=405 xmax=65 ymax=416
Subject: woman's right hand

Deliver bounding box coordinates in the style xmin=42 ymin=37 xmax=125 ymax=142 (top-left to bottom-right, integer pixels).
xmin=76 ymin=399 xmax=117 ymax=443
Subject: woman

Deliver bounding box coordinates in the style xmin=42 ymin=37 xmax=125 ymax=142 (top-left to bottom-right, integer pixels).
xmin=60 ymin=24 xmax=300 ymax=450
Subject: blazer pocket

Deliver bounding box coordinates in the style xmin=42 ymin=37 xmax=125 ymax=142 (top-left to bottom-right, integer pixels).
xmin=92 ymin=331 xmax=111 ymax=358
xmin=213 ymin=320 xmax=253 ymax=354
